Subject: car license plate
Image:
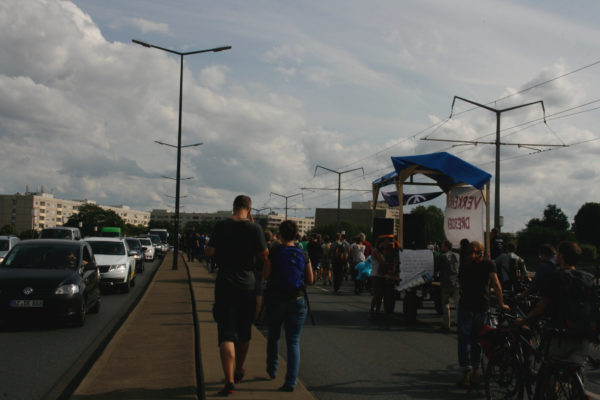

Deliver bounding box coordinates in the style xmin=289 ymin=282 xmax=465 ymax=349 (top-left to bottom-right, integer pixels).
xmin=10 ymin=299 xmax=44 ymax=308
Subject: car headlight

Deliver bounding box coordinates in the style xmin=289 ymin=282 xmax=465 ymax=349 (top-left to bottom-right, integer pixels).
xmin=109 ymin=264 xmax=127 ymax=271
xmin=55 ymin=284 xmax=79 ymax=295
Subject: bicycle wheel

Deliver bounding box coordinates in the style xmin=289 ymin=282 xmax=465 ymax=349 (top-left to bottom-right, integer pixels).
xmin=536 ymin=366 xmax=586 ymax=400
xmin=484 ymin=351 xmax=523 ymax=400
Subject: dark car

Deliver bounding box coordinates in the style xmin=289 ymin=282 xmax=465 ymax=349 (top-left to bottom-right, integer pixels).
xmin=125 ymin=237 xmax=145 ymax=273
xmin=0 ymin=239 xmax=100 ymax=326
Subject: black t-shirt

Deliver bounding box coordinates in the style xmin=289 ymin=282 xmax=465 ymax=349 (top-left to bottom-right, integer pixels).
xmin=211 ymin=218 xmax=267 ymax=291
xmin=458 ymin=259 xmax=496 ymax=312
xmin=306 ymin=240 xmax=322 ymax=264
xmin=540 ymin=269 xmax=562 ymax=324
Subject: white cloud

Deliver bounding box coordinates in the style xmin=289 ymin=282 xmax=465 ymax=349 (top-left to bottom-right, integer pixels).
xmin=129 ymin=17 xmax=169 ymax=34
xmin=1 ymin=0 xmax=600 ymax=234
xmin=199 ymin=65 xmax=228 ymax=90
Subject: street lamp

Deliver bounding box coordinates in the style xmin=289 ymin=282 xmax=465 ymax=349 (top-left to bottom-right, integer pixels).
xmin=133 ymin=39 xmax=231 ymax=270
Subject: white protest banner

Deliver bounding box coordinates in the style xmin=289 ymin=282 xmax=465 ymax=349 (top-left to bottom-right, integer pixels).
xmin=397 ymin=249 xmax=434 ymax=291
xmin=444 ymin=186 xmax=484 ymax=248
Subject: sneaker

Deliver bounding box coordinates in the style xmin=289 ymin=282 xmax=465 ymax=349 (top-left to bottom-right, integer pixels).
xmin=279 ymin=385 xmax=294 ymax=392
xmin=234 ymin=368 xmax=245 ymax=384
xmin=218 ymin=382 xmax=235 ymax=396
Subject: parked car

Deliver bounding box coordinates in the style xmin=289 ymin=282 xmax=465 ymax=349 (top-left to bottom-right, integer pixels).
xmin=125 ymin=237 xmax=145 ymax=273
xmin=137 ymin=237 xmax=155 ymax=262
xmin=85 ymin=237 xmax=135 ymax=293
xmin=39 ymin=227 xmax=82 ymax=240
xmin=0 ymin=239 xmax=100 ymax=326
xmin=0 ymin=235 xmax=20 ymax=264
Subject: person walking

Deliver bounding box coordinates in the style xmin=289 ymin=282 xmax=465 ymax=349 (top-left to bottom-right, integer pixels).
xmin=205 ymin=195 xmax=268 ymax=396
xmin=506 ymin=241 xmax=530 ymax=292
xmin=437 ymin=240 xmax=460 ymax=331
xmin=263 ymin=220 xmax=314 ymax=392
xmin=456 ymin=241 xmax=508 ymax=389
xmin=330 ymin=233 xmax=348 ymax=294
xmin=519 ymin=244 xmax=557 ymax=298
xmin=320 ymin=235 xmax=333 ymax=286
xmin=349 ymin=236 xmax=366 ymax=294
xmin=306 ymin=234 xmax=323 ymax=282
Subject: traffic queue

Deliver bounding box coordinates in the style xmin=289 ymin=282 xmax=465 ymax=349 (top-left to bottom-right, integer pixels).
xmin=0 ymin=227 xmax=167 ymax=327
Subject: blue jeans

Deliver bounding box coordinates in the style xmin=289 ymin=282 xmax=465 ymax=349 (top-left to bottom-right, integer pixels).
xmin=457 ymin=306 xmax=488 ymax=372
xmin=266 ymin=296 xmax=307 ymax=388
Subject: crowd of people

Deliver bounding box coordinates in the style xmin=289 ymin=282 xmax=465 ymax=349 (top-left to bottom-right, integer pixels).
xmin=200 ymin=194 xmax=595 ymax=396
xmin=434 ymin=231 xmax=594 ymax=391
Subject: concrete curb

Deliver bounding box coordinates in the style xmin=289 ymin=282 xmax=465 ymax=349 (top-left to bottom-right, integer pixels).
xmin=45 ymin=256 xmax=164 ymax=400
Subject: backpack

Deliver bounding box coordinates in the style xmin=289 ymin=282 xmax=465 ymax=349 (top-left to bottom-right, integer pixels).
xmin=322 ymin=242 xmax=331 ymax=260
xmin=331 ymin=242 xmax=347 ymax=263
xmin=268 ymin=245 xmax=306 ymax=294
xmin=556 ymin=269 xmax=600 ymax=343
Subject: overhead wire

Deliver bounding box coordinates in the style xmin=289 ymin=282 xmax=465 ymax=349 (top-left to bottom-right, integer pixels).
xmin=270 ymin=58 xmax=600 ymax=213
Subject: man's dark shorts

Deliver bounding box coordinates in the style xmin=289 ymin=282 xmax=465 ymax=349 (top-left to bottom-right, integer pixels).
xmin=214 ymin=283 xmax=256 ymax=345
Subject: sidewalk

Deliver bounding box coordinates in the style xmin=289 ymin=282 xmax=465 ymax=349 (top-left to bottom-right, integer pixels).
xmin=71 ymin=253 xmax=314 ymax=400
xmin=72 ymin=254 xmax=197 ymax=399
xmin=189 ymin=258 xmax=315 ymax=400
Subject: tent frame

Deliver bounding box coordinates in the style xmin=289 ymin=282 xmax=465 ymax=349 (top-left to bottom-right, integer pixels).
xmin=372 ymin=164 xmax=491 ymax=256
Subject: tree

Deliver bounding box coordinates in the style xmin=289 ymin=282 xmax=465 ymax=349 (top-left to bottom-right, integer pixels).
xmin=0 ymin=224 xmax=17 ymax=236
xmin=409 ymin=205 xmax=445 ymax=245
xmin=124 ymin=224 xmax=148 ymax=237
xmin=19 ymin=229 xmax=39 ymax=239
xmin=541 ymin=204 xmax=570 ymax=231
xmin=64 ymin=204 xmax=125 ymax=237
xmin=517 ymin=204 xmax=574 ymax=263
xmin=573 ymin=202 xmax=600 ymax=250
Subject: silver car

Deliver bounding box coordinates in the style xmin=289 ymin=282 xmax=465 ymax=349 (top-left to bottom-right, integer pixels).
xmin=137 ymin=237 xmax=155 ymax=261
xmin=0 ymin=236 xmax=20 ymax=264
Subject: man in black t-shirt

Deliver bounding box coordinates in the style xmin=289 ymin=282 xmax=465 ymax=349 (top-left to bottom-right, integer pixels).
xmin=205 ymin=195 xmax=268 ymax=396
xmin=456 ymin=241 xmax=508 ymax=389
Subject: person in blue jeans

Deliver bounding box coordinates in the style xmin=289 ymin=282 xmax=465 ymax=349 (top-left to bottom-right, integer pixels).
xmin=263 ymin=220 xmax=314 ymax=392
xmin=457 ymin=240 xmax=508 ymax=389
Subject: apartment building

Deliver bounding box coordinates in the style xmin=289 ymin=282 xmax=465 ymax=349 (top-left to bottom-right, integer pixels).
xmin=151 ymin=209 xmax=315 ymax=236
xmin=0 ymin=192 xmax=150 ymax=232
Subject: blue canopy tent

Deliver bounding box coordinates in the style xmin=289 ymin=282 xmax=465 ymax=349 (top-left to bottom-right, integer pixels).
xmin=372 ymin=152 xmax=492 ymax=251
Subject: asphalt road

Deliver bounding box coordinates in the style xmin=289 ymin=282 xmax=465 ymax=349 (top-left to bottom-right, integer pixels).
xmin=0 ymin=256 xmax=163 ymax=400
xmin=261 ymin=278 xmax=600 ymax=400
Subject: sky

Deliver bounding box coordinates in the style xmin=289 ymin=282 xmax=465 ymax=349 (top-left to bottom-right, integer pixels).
xmin=1 ymin=0 xmax=599 ymax=233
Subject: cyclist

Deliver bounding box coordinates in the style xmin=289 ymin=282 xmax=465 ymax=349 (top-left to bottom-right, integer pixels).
xmin=456 ymin=241 xmax=509 ymax=389
xmin=517 ymin=241 xmax=591 ymax=369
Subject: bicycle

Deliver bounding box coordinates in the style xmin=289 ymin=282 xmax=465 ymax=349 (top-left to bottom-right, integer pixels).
xmin=480 ymin=308 xmax=588 ymax=400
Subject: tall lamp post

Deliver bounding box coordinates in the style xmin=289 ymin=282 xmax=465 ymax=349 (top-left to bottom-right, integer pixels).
xmin=269 ymin=192 xmax=303 ymax=220
xmin=133 ymin=39 xmax=231 ymax=270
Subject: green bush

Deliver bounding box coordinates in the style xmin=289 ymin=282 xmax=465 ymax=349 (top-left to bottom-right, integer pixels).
xmin=580 ymin=243 xmax=597 ymax=264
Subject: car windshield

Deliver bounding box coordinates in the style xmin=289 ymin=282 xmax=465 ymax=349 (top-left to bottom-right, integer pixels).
xmin=88 ymin=241 xmax=126 ymax=256
xmin=149 ymin=236 xmax=160 ymax=245
xmin=2 ymin=244 xmax=80 ymax=269
xmin=139 ymin=239 xmax=151 ymax=246
xmin=40 ymin=229 xmax=72 ymax=239
xmin=0 ymin=239 xmax=8 ymax=251
xmin=126 ymin=239 xmax=141 ymax=250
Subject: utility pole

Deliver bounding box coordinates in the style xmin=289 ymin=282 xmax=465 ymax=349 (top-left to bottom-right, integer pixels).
xmin=269 ymin=192 xmax=303 ymax=220
xmin=313 ymin=165 xmax=364 ymax=230
xmin=423 ymin=96 xmax=566 ymax=232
